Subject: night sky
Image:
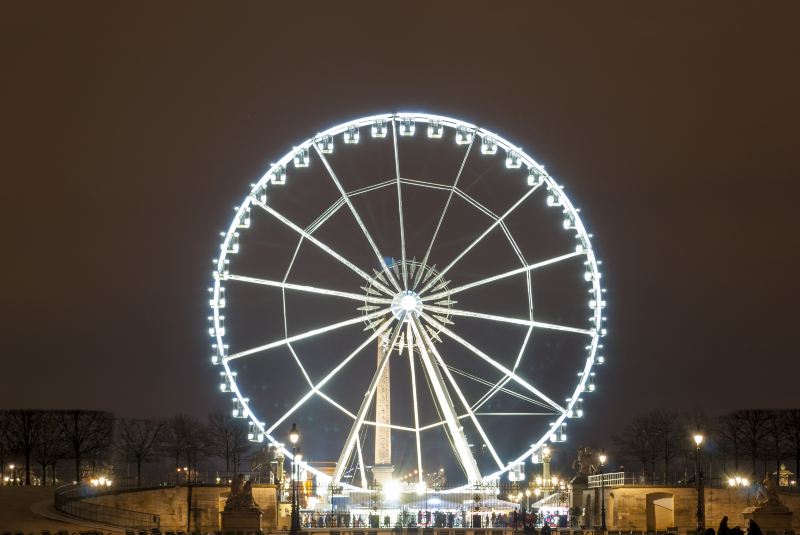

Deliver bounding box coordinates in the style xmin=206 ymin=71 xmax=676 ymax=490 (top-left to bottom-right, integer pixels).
xmin=2 ymin=2 xmax=799 ymax=467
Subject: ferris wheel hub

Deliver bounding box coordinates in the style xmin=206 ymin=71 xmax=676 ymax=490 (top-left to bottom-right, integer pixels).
xmin=391 ymin=290 xmax=422 ymax=321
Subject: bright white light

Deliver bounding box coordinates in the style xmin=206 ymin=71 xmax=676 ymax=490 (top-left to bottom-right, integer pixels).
xmin=401 ymin=295 xmax=417 ymax=311
xmin=383 ymin=479 xmax=401 ymax=500
xmin=272 ymin=166 xmax=287 ymax=184
xmin=456 ymin=126 xmax=473 ymax=145
xmin=344 ymin=126 xmax=359 ymax=144
xmin=416 ymin=481 xmax=427 ymax=495
xmin=505 ymin=151 xmax=521 ymax=168
xmin=427 ymin=121 xmax=443 ymax=138
xmin=481 ymin=136 xmax=497 ymax=154
xmin=694 ymin=434 xmax=704 ymax=446
xmin=400 ymin=118 xmax=415 ymax=136
xmin=293 ymin=148 xmax=309 ymax=168
xmin=317 ymin=135 xmax=334 ymax=154
xmin=371 ymin=120 xmax=387 ymax=138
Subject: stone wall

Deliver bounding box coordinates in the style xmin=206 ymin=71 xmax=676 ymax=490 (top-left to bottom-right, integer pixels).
xmin=83 ymin=485 xmax=279 ymax=532
xmin=574 ymin=486 xmax=800 ymax=532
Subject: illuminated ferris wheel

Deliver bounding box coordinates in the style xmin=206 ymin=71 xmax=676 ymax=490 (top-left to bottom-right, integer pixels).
xmin=208 ymin=113 xmax=607 ymax=492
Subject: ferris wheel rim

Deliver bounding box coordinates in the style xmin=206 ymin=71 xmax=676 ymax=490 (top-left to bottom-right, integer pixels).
xmin=208 ymin=112 xmax=607 ymax=492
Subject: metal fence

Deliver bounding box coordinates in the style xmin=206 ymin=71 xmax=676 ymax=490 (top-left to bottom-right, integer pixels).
xmin=54 ymin=484 xmax=160 ymax=530
xmin=587 ymin=472 xmax=726 ymax=489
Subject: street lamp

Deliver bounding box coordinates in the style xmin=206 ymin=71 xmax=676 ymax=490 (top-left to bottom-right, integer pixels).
xmin=598 ymin=451 xmax=607 ymax=532
xmin=289 ymin=423 xmax=301 ymax=535
xmin=694 ymin=434 xmax=704 ymax=533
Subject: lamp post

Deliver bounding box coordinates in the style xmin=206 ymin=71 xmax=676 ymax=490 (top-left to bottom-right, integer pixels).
xmin=289 ymin=423 xmax=300 ymax=535
xmin=694 ymin=434 xmax=704 ymax=533
xmin=598 ymin=452 xmax=607 ymax=532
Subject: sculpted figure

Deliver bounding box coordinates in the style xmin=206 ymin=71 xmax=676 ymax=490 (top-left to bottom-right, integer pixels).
xmin=224 ymin=474 xmax=259 ymax=510
xmin=753 ymin=475 xmax=783 ymax=509
xmin=572 ymin=447 xmax=596 ymax=476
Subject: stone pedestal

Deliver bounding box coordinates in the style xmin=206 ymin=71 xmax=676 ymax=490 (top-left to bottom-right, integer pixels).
xmin=372 ymin=464 xmax=395 ymax=487
xmin=741 ymin=507 xmax=793 ymax=532
xmin=221 ymin=509 xmax=263 ymax=532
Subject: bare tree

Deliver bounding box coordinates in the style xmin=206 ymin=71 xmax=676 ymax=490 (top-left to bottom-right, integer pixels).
xmin=33 ymin=411 xmax=66 ymax=485
xmin=785 ymin=410 xmax=800 ymax=485
xmin=650 ymin=409 xmax=682 ymax=481
xmin=207 ymin=412 xmax=250 ymax=476
xmin=613 ymin=413 xmax=659 ymax=479
xmin=59 ymin=410 xmax=115 ymax=482
xmin=736 ymin=409 xmax=770 ymax=477
xmin=0 ymin=412 xmax=9 ymax=482
xmin=117 ymin=418 xmax=165 ymax=486
xmin=717 ymin=412 xmax=745 ymax=471
xmin=5 ymin=410 xmax=45 ymax=485
xmin=764 ymin=411 xmax=789 ymax=484
xmin=163 ymin=414 xmax=206 ymax=483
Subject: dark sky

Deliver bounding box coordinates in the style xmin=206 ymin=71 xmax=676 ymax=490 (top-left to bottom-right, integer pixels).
xmin=2 ymin=2 xmax=799 ymax=462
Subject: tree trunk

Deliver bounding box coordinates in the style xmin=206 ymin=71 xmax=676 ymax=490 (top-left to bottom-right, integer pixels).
xmin=137 ymin=457 xmax=142 ymax=487
xmin=75 ymin=455 xmax=81 ymax=483
xmin=40 ymin=462 xmax=47 ymax=486
xmin=51 ymin=462 xmax=57 ymax=485
xmin=25 ymin=449 xmax=32 ymax=485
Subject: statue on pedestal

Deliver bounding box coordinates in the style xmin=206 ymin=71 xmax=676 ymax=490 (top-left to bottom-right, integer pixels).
xmin=742 ymin=475 xmax=792 ymax=533
xmin=752 ymin=475 xmax=787 ymax=511
xmin=570 ymin=447 xmax=596 ymax=484
xmin=224 ymin=474 xmax=260 ymax=511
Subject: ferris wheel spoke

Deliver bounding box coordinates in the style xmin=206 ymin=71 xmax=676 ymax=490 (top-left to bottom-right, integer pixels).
xmin=445 ymin=360 xmax=556 ymax=412
xmin=409 ymin=316 xmax=482 ymax=482
xmin=421 ymin=312 xmax=567 ymax=414
xmin=417 ymin=138 xmax=474 ymax=289
xmin=225 ymin=308 xmax=390 ymax=362
xmin=416 ymin=319 xmax=505 ymax=471
xmin=313 ymin=145 xmax=402 ymax=294
xmin=422 ymin=250 xmax=584 ymax=302
xmin=420 ymin=184 xmax=542 ymax=294
xmin=406 ymin=324 xmax=424 ymax=484
xmin=265 ymin=317 xmax=394 ymax=436
xmin=227 ymin=274 xmax=392 ymax=305
xmin=391 ymin=119 xmax=409 ymax=289
xmin=424 ymin=304 xmax=594 ymax=336
xmin=251 ymin=197 xmax=395 ymax=297
xmin=332 ymin=317 xmax=406 ymax=484
xmin=316 ymin=390 xmax=356 ymax=419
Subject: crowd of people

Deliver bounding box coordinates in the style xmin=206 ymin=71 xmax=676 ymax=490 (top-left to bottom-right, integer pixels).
xmin=300 ymin=509 xmax=562 ymax=529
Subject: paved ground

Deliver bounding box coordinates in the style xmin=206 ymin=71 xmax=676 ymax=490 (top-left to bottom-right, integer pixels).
xmin=0 ymin=487 xmax=124 ymax=534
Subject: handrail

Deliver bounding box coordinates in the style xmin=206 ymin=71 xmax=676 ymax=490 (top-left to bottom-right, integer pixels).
xmin=54 ymin=483 xmax=160 ymax=530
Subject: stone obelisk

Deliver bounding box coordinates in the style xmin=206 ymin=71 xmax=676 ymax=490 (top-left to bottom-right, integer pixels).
xmin=371 ymin=339 xmax=394 ymax=487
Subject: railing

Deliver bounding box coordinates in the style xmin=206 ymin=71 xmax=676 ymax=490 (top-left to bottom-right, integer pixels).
xmin=54 ymin=484 xmax=160 ymax=530
xmin=587 ymin=472 xmax=726 ymax=489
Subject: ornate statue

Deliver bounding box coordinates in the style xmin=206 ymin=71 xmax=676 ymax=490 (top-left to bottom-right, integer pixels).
xmin=753 ymin=475 xmax=785 ymax=510
xmin=224 ymin=474 xmax=260 ymax=511
xmin=572 ymin=447 xmax=596 ymax=477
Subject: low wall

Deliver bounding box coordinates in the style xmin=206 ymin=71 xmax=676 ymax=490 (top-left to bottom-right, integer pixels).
xmin=576 ymin=486 xmax=800 ymax=532
xmin=83 ymin=485 xmax=279 ymax=532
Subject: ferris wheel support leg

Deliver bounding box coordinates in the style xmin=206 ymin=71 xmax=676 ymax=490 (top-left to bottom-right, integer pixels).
xmin=406 ymin=325 xmax=424 ymax=484
xmin=331 ymin=320 xmax=406 ymax=485
xmin=422 ymin=313 xmax=567 ymax=415
xmin=416 ymin=321 xmax=505 ymax=472
xmin=409 ymin=317 xmax=482 ymax=484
